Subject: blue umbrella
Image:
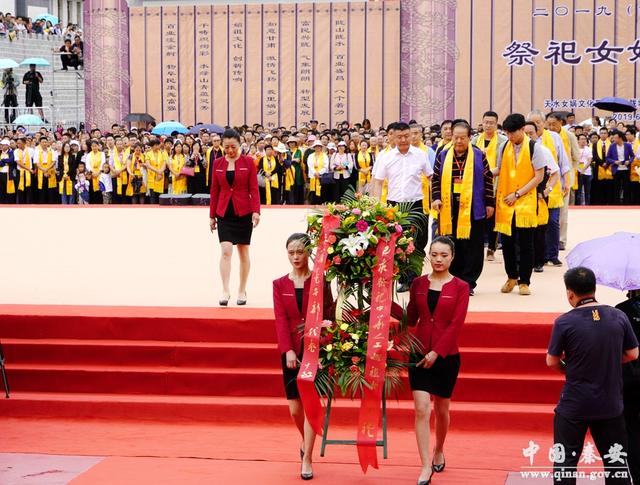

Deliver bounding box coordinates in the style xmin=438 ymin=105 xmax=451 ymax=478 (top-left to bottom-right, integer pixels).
xmin=188 ymin=123 xmax=225 ymax=135
xmin=35 ymin=14 xmax=59 ymax=24
xmin=151 ymin=121 xmax=188 ymax=136
xmin=594 ymin=97 xmax=637 ymax=113
xmin=13 ymin=114 xmax=44 ymax=126
xmin=0 ymin=59 xmax=19 ymax=69
xmin=20 ymin=57 xmax=50 ymax=67
xmin=567 ymin=232 xmax=640 ymax=291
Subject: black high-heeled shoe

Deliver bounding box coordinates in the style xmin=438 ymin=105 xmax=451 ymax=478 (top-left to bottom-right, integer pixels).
xmin=300 ymin=462 xmax=313 ymax=480
xmin=432 ymin=454 xmax=446 ymax=473
xmin=237 ymin=293 xmax=247 ymax=306
xmin=219 ymin=294 xmax=230 ymax=306
xmin=417 ymin=469 xmax=433 ymax=485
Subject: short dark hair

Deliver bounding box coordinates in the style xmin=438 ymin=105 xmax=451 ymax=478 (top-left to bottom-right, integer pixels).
xmin=546 ymin=112 xmax=563 ymax=122
xmin=451 ymin=120 xmax=472 ymax=136
xmin=611 ymin=129 xmax=624 ymax=139
xmin=441 ymin=119 xmax=453 ymax=128
xmin=563 ymin=267 xmax=596 ymax=297
xmin=577 ymin=133 xmax=587 ymax=141
xmin=502 ymin=113 xmax=526 ymax=133
xmin=599 ymin=127 xmax=609 ymax=133
xmin=482 ymin=111 xmax=499 ymax=120
xmin=430 ymin=236 xmax=455 ymax=255
xmin=394 ymin=122 xmax=410 ymax=132
xmin=524 ymin=121 xmax=537 ymax=130
xmin=222 ymin=128 xmax=241 ymax=143
xmin=286 ymin=232 xmax=309 ymax=248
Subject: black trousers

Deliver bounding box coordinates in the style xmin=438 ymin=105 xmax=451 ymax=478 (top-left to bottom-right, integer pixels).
xmin=614 ymin=170 xmax=630 ymax=205
xmin=290 ymin=184 xmax=305 ymax=205
xmin=60 ymin=53 xmax=78 ymax=70
xmin=388 ymin=199 xmax=429 ymax=284
xmin=501 ymin=218 xmax=535 ymax=285
xmin=485 ymin=212 xmax=499 ymax=252
xmin=553 ymin=412 xmax=631 ymax=485
xmin=3 ymin=94 xmax=17 ymax=123
xmin=534 ymin=224 xmax=547 ymax=268
xmin=600 ymin=179 xmax=616 ymax=205
xmin=449 ymin=217 xmax=486 ymax=290
xmin=37 ymin=187 xmax=57 ymax=204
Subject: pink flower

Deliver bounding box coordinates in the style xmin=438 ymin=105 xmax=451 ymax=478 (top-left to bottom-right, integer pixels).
xmin=395 ymin=224 xmax=403 ymax=234
xmin=328 ymin=234 xmax=337 ymax=244
xmin=395 ymin=248 xmax=403 ymax=255
xmin=355 ymin=220 xmax=369 ymax=232
xmin=321 ymin=320 xmax=333 ymax=328
xmin=406 ymin=241 xmax=415 ymax=255
xmin=351 ymin=208 xmax=362 ymax=216
xmin=356 ymin=249 xmax=365 ymax=257
xmin=349 ymin=365 xmax=360 ymax=374
xmin=332 ymin=256 xmax=342 ymax=265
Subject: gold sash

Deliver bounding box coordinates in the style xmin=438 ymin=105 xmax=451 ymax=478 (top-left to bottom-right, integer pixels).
xmin=262 ymin=156 xmax=279 ymax=205
xmin=541 ymin=130 xmax=564 ymax=209
xmin=58 ymin=154 xmax=73 ymax=195
xmin=439 ymin=144 xmax=475 ymax=239
xmin=89 ymin=151 xmax=103 ymax=192
xmin=37 ymin=149 xmax=57 ymax=190
xmin=597 ymin=140 xmax=613 ymax=180
xmin=113 ymin=149 xmax=128 ymax=195
xmin=16 ymin=148 xmax=32 ymax=191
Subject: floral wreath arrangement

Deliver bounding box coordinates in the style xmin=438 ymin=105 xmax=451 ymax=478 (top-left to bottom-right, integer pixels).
xmin=305 ymin=192 xmax=425 ymax=400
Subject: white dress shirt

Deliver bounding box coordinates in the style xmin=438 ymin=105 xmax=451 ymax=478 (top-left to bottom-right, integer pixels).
xmin=373 ymin=145 xmax=433 ymax=202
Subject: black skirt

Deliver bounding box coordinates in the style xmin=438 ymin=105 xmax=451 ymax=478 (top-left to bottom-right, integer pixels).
xmin=217 ymin=200 xmax=253 ymax=245
xmin=408 ymin=353 xmax=461 ymax=398
xmin=281 ymin=352 xmax=302 ymax=400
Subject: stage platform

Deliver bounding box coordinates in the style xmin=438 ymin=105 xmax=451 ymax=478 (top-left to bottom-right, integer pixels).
xmin=1 ymin=205 xmax=638 ymax=310
xmin=0 ymin=205 xmax=637 ymax=484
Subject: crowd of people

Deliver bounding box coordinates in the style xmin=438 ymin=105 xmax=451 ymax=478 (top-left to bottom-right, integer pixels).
xmin=0 ymin=111 xmax=637 ymax=296
xmin=0 ymin=12 xmax=80 ymax=39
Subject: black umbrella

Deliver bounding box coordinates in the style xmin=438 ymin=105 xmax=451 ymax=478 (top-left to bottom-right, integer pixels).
xmin=593 ymin=97 xmax=637 ymax=113
xmin=124 ymin=113 xmax=155 ymax=123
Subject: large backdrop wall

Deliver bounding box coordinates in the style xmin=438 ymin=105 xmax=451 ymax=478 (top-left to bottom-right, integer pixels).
xmin=84 ymin=0 xmax=640 ymax=129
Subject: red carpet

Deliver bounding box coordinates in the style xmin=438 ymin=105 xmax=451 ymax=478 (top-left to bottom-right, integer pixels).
xmin=0 ymin=305 xmax=560 ymax=432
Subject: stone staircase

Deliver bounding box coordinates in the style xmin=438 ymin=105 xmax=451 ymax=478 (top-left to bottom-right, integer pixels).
xmin=0 ymin=32 xmax=85 ymax=129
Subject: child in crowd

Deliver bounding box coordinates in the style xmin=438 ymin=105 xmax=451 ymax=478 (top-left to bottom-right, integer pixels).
xmin=99 ymin=162 xmax=113 ymax=204
xmin=75 ymin=162 xmax=89 ymax=205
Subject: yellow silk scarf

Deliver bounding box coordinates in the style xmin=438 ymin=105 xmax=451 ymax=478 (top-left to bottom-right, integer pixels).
xmin=16 ymin=149 xmax=31 ymax=191
xmin=357 ymin=152 xmax=372 ymax=185
xmin=37 ymin=149 xmax=57 ymax=190
xmin=558 ymin=129 xmax=578 ymax=191
xmin=262 ymin=156 xmax=279 ymax=205
xmin=89 ymin=151 xmax=102 ymax=192
xmin=631 ymin=140 xmax=640 ymax=183
xmin=416 ymin=143 xmax=431 ymax=215
xmin=439 ymin=144 xmax=474 ymax=239
xmin=495 ymin=137 xmax=538 ymax=235
xmin=126 ymin=154 xmax=146 ymax=196
xmin=537 ymin=197 xmax=549 ymax=225
xmin=597 ymin=140 xmax=613 ymax=180
xmin=146 ymin=151 xmax=165 ymax=194
xmin=0 ymin=152 xmax=15 ymax=194
xmin=113 ymin=149 xmax=128 ymax=195
xmin=476 ymin=133 xmax=499 ymax=169
xmin=541 ymin=130 xmax=564 ymax=209
xmin=58 ymin=154 xmax=72 ymax=195
xmin=284 ymin=162 xmax=294 ymax=192
xmin=309 ymin=153 xmax=327 ymax=197
xmin=171 ymin=154 xmax=187 ymax=195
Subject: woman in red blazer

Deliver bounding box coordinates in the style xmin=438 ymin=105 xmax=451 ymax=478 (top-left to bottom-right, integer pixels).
xmin=209 ymin=129 xmax=261 ymax=306
xmin=393 ymin=236 xmax=469 ymax=485
xmin=273 ymin=233 xmax=333 ymax=481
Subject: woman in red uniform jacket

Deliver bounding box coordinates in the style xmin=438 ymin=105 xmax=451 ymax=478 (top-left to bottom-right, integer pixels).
xmin=209 ymin=128 xmax=260 ymax=306
xmin=273 ymin=233 xmax=333 ymax=481
xmin=392 ymin=236 xmax=469 ymax=485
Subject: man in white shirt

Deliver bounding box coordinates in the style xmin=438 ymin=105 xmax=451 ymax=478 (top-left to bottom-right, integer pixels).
xmin=577 ymin=133 xmax=593 ymax=205
xmin=372 ymin=122 xmax=433 ymax=291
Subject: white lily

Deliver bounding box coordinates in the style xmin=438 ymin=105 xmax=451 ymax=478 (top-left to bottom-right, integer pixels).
xmin=339 ymin=234 xmax=365 ymax=256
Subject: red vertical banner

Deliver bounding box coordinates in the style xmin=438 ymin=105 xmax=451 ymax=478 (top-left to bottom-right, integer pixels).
xmin=297 ymin=214 xmax=341 ymax=436
xmin=357 ymin=233 xmax=399 ymax=473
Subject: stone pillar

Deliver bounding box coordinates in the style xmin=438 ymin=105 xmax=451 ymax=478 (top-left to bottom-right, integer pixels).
xmin=83 ymin=0 xmax=130 ymax=129
xmin=51 ymin=0 xmax=59 ymax=21
xmin=70 ymin=0 xmax=78 ymax=25
xmin=61 ymin=0 xmax=68 ymax=28
xmin=400 ymin=0 xmax=457 ymax=125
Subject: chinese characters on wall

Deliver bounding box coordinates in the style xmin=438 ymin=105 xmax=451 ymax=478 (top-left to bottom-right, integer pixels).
xmin=296 ymin=9 xmax=314 ymax=123
xmin=263 ymin=11 xmax=279 ymax=128
xmin=503 ymin=39 xmax=640 ymax=66
xmin=196 ymin=7 xmax=212 ymax=122
xmin=162 ymin=8 xmax=179 ymax=120
xmin=331 ymin=8 xmax=348 ymax=125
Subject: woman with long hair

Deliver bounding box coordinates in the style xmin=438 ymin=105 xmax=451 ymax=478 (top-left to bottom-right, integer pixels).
xmin=57 ymin=141 xmax=76 ymax=204
xmin=168 ymin=141 xmax=188 ymax=195
xmin=392 ymin=236 xmax=469 ymax=485
xmin=209 ymin=129 xmax=260 ymax=306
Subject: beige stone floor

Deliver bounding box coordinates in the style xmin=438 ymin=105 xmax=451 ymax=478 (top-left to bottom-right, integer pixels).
xmin=1 ymin=206 xmax=638 ymax=312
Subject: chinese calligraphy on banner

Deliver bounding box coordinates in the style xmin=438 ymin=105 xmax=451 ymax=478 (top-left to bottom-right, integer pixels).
xmin=161 ymin=7 xmax=179 ymax=120
xmin=128 ymin=1 xmax=400 ymax=128
xmin=455 ymin=0 xmax=640 ymax=125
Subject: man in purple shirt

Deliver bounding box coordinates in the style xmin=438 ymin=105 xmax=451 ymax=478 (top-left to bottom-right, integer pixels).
xmin=547 ymin=267 xmax=638 ymax=485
